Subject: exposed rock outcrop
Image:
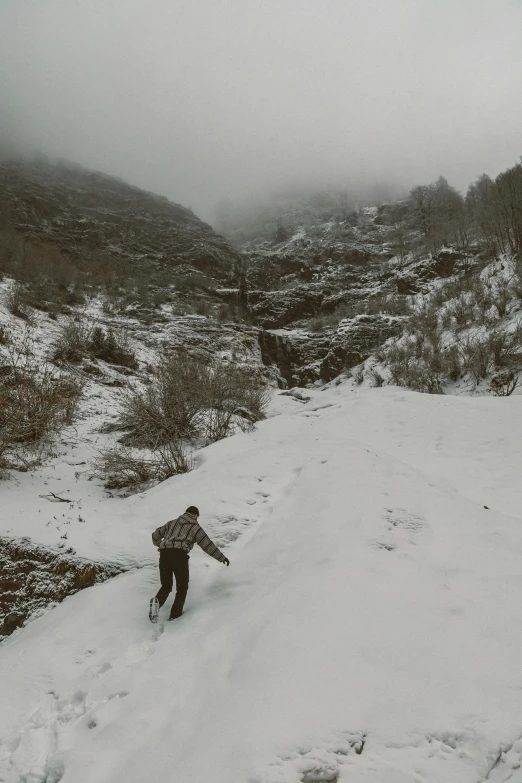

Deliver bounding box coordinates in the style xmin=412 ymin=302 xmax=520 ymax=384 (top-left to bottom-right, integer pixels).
xmin=248 ymin=285 xmax=328 ymax=328
xmin=259 ymin=329 xmax=330 ymax=387
xmin=0 ymin=536 xmax=124 ymax=640
xmin=320 ymin=315 xmax=404 ymax=379
xmin=259 ymin=315 xmax=405 ymax=386
xmin=394 ymin=249 xmax=474 ymax=293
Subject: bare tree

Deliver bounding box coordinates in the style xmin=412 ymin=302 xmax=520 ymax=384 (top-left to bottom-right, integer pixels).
xmin=467 ymin=161 xmax=522 ymax=257
xmin=410 ymin=176 xmax=465 ymax=248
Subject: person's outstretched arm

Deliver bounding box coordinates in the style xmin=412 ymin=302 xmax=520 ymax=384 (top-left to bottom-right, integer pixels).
xmin=194 ymin=524 xmax=230 ymax=565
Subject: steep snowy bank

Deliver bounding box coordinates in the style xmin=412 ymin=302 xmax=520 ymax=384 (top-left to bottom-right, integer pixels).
xmin=1 ymin=385 xmax=522 ymax=782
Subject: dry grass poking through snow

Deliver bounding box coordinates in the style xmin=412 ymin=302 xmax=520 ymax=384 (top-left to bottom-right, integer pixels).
xmin=0 ymin=329 xmax=83 ymax=472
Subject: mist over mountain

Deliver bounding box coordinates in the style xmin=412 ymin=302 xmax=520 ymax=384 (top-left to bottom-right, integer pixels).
xmin=1 ymin=0 xmax=522 ymax=221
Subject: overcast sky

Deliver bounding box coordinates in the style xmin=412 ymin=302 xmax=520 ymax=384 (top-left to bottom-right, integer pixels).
xmin=1 ymin=0 xmax=522 ymax=222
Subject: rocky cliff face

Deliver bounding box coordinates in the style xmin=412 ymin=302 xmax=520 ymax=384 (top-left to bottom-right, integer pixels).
xmin=240 ymin=207 xmax=472 ymax=384
xmin=258 ymin=315 xmax=405 ymax=386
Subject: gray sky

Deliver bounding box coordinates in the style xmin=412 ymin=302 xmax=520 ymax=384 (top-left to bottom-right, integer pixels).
xmin=1 ymin=0 xmax=522 ymax=222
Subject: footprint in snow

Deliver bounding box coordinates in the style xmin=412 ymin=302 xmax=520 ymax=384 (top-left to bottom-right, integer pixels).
xmin=250 ymin=733 xmax=365 ymax=783
xmin=75 ymin=648 xmax=96 ymax=664
xmin=89 ymin=660 xmax=112 ymax=678
xmin=385 ymin=508 xmax=425 ymax=533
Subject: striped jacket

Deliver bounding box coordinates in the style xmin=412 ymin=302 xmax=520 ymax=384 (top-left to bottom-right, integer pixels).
xmin=152 ymin=512 xmax=227 ymax=563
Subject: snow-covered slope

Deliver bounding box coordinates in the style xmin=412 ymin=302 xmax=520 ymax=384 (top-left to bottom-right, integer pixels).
xmin=2 ymin=384 xmax=522 ymax=782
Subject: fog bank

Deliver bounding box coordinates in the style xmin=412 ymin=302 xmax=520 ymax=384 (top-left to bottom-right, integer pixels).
xmin=1 ymin=0 xmax=522 ymax=222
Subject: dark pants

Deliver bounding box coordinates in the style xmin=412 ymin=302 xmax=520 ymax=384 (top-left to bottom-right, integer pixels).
xmin=155 ymin=548 xmax=190 ymax=617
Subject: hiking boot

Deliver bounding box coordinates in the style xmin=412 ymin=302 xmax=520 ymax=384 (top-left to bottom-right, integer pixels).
xmin=168 ymin=611 xmax=183 ymax=621
xmin=149 ymin=597 xmax=160 ymax=623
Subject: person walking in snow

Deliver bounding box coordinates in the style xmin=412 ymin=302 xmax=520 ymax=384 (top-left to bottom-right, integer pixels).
xmin=149 ymin=506 xmax=230 ymax=623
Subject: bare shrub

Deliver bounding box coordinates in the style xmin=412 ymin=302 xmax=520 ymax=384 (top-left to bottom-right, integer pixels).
xmin=117 ymin=352 xmax=270 ymax=449
xmin=308 ymin=312 xmax=340 ymax=332
xmin=118 ymin=354 xmax=207 ymax=445
xmin=437 ymin=274 xmax=479 ymax=302
xmin=6 ymin=283 xmax=29 ymax=320
xmin=203 ymin=364 xmax=271 ymax=441
xmin=441 ymin=344 xmax=461 ymax=382
xmin=93 ymin=354 xmax=268 ymax=490
xmin=407 ymin=302 xmax=439 ymax=338
xmin=0 ymin=335 xmax=83 ymax=470
xmin=94 ymin=441 xmax=192 ymax=490
xmin=472 ymin=280 xmax=493 ymax=311
xmin=490 ymin=370 xmax=520 ymax=396
xmin=385 ymin=337 xmax=444 ymax=393
xmin=352 ymin=366 xmax=365 ymax=385
xmin=101 ymin=298 xmax=114 ymax=315
xmin=368 ymin=368 xmax=384 ymax=387
xmin=385 ymin=294 xmax=411 ymax=315
xmin=377 ymin=253 xmax=522 ymax=393
xmin=89 ymin=327 xmax=138 ymax=368
xmin=175 ymin=271 xmax=213 ymax=294
xmin=308 ymin=294 xmax=410 ymax=333
xmin=512 ymin=257 xmax=522 ymax=300
xmin=439 ymin=309 xmax=453 ymax=330
xmin=366 ymin=294 xmax=410 ymax=316
xmin=486 ymin=324 xmax=522 ymax=368
xmin=52 ymin=320 xmax=138 ymax=369
xmin=490 ymin=278 xmax=511 ymax=318
xmin=51 ymin=320 xmax=91 ymax=363
xmin=460 ymin=336 xmax=491 ymax=383
xmin=449 ymin=293 xmax=477 ymax=328
xmin=456 ymin=327 xmax=522 ymax=383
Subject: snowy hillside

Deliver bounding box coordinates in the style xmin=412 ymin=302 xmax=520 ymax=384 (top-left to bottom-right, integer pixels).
xmin=2 ymin=382 xmax=522 ymax=782
xmin=0 ymin=159 xmax=242 ymax=279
